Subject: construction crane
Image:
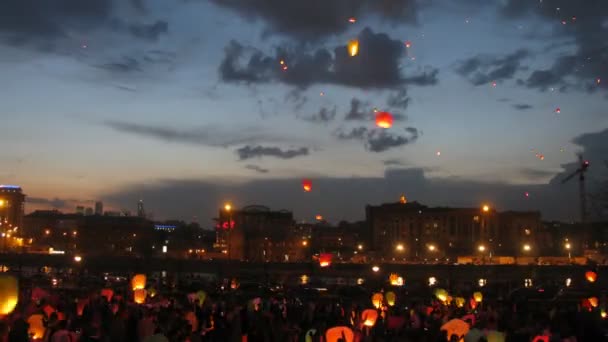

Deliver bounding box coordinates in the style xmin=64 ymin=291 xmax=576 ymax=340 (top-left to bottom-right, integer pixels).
xmin=561 ymin=154 xmax=590 ymax=224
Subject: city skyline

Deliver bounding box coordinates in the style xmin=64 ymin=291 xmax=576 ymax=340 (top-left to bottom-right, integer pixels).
xmin=1 ymin=1 xmax=607 ymax=224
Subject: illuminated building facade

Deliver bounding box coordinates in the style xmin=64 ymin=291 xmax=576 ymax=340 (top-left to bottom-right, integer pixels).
xmin=367 ymin=201 xmax=542 ymax=259
xmin=216 ymin=205 xmax=294 ymax=261
xmin=0 ymin=185 xmax=26 ymax=229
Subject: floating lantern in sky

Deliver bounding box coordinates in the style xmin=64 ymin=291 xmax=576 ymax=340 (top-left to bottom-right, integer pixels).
xmin=434 ymin=288 xmax=448 ymax=302
xmin=348 ymin=39 xmax=359 ymax=57
xmin=0 ymin=275 xmax=18 ymax=316
xmin=362 ymin=309 xmax=378 ymax=327
xmin=597 ymin=78 xmax=601 ymax=84
xmin=405 ymin=40 xmax=412 ymax=48
xmin=371 ymin=293 xmax=383 ymax=309
xmin=319 ymin=253 xmax=332 ymax=267
xmin=131 ymin=274 xmax=146 ymax=291
xmin=436 ymin=151 xmax=441 ymax=156
xmin=320 ymin=92 xmax=325 ymax=96
xmin=473 ymin=291 xmax=483 ymax=303
xmin=315 ymin=215 xmax=323 ymax=221
xmin=525 ymin=192 xmax=530 ymax=198
xmin=348 ymin=17 xmax=356 ymax=23
xmin=385 ymin=291 xmax=396 ymax=306
xmin=491 ymin=81 xmax=497 ymax=87
xmin=585 ymin=270 xmax=597 ymax=283
xmin=555 ymin=107 xmax=561 ymax=114
xmin=325 ymin=327 xmax=354 ymax=342
xmin=302 ymin=179 xmax=312 ymax=192
xmin=375 ymin=111 xmax=393 ymax=128
xmin=561 ymin=20 xmax=567 ymax=25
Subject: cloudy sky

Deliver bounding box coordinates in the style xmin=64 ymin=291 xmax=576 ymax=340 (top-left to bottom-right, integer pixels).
xmin=1 ymin=0 xmax=607 ymax=225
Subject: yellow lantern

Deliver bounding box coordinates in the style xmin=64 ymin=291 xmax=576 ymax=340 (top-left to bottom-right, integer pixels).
xmin=133 ymin=289 xmax=147 ymax=304
xmin=455 ymin=297 xmax=465 ymax=308
xmin=27 ymin=314 xmax=46 ymax=339
xmin=585 ymin=271 xmax=597 ymax=283
xmin=389 ymin=273 xmax=404 ymax=286
xmin=385 ymin=291 xmax=396 ymax=306
xmin=348 ymin=39 xmax=359 ymax=57
xmin=148 ymin=287 xmax=157 ymax=298
xmin=131 ymin=274 xmax=146 ymax=290
xmin=0 ymin=274 xmax=18 ymax=315
xmin=434 ymin=288 xmax=448 ymax=302
xmin=196 ymin=290 xmax=206 ymax=306
xmin=361 ymin=309 xmax=378 ymax=327
xmin=371 ymin=293 xmax=383 ymax=309
xmin=473 ymin=291 xmax=483 ymax=303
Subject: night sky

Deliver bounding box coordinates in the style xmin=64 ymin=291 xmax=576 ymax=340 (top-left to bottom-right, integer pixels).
xmin=1 ymin=0 xmax=607 ymax=226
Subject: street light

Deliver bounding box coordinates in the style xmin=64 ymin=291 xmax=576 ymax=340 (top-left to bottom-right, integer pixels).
xmin=523 ymin=244 xmax=531 ymax=252
xmin=395 ymin=244 xmax=405 ymax=252
xmin=372 ymin=265 xmax=380 ymax=272
xmin=478 ymin=245 xmax=486 ymax=252
xmin=482 ymin=205 xmax=490 ymax=212
xmin=428 ymin=244 xmax=436 ymax=252
xmin=357 ymin=244 xmax=363 ymax=251
xmin=565 ymin=242 xmax=571 ymax=259
xmin=224 ymin=203 xmax=232 ymax=212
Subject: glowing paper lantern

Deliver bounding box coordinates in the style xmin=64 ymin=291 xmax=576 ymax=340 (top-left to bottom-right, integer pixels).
xmin=196 ymin=290 xmax=206 ymax=306
xmin=185 ymin=311 xmax=198 ymax=332
xmin=588 ymin=296 xmax=599 ymax=308
xmin=473 ymin=291 xmax=483 ymax=303
xmin=27 ymin=314 xmax=46 ymax=339
xmin=441 ymin=319 xmax=469 ymax=340
xmin=385 ymin=291 xmax=396 ymax=306
xmin=0 ymin=275 xmax=18 ymax=316
xmin=405 ymin=40 xmax=412 ymax=48
xmin=133 ymin=289 xmax=147 ymax=304
xmin=375 ymin=111 xmax=393 ymax=129
xmin=371 ymin=293 xmax=383 ymax=309
xmin=361 ymin=309 xmax=378 ymax=327
xmin=131 ymin=274 xmax=146 ymax=290
xmin=325 ymin=326 xmax=354 ymax=342
xmin=455 ymin=297 xmax=465 ymax=308
xmin=585 ymin=271 xmax=597 ymax=283
xmin=434 ymin=288 xmax=448 ymax=302
xmin=43 ymin=304 xmax=55 ymax=317
xmin=148 ymin=287 xmax=157 ymax=298
xmin=555 ymin=107 xmax=561 ymax=114
xmin=76 ymin=298 xmax=89 ymax=316
xmin=319 ymin=253 xmax=332 ymax=267
xmin=348 ymin=17 xmax=356 ymax=23
xmin=302 ymin=179 xmax=312 ymax=192
xmin=101 ymin=288 xmax=113 ymax=302
xmin=348 ymin=40 xmax=359 ymax=57
xmin=389 ymin=273 xmax=404 ymax=286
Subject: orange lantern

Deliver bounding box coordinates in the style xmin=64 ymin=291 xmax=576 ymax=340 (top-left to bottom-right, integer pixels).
xmin=133 ymin=289 xmax=147 ymax=304
xmin=348 ymin=39 xmax=359 ymax=57
xmin=473 ymin=291 xmax=483 ymax=303
xmin=585 ymin=271 xmax=597 ymax=283
xmin=131 ymin=274 xmax=146 ymax=290
xmin=361 ymin=309 xmax=378 ymax=327
xmin=389 ymin=273 xmax=404 ymax=286
xmin=43 ymin=304 xmax=55 ymax=317
xmin=588 ymin=296 xmax=599 ymax=308
xmin=319 ymin=253 xmax=332 ymax=267
xmin=76 ymin=298 xmax=89 ymax=316
xmin=27 ymin=314 xmax=46 ymax=339
xmin=101 ymin=288 xmax=114 ymax=302
xmin=455 ymin=297 xmax=465 ymax=308
xmin=315 ymin=215 xmax=323 ymax=221
xmin=302 ymin=179 xmax=312 ymax=192
xmin=375 ymin=111 xmax=393 ymax=129
xmin=0 ymin=274 xmax=18 ymax=316
xmin=185 ymin=311 xmax=198 ymax=332
xmin=385 ymin=291 xmax=396 ymax=306
xmin=371 ymin=293 xmax=383 ymax=309
xmin=325 ymin=326 xmax=354 ymax=342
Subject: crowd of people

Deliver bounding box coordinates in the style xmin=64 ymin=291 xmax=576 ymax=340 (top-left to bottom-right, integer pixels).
xmin=0 ymin=274 xmax=606 ymax=342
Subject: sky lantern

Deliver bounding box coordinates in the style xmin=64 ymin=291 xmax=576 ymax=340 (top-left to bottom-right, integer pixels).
xmin=389 ymin=273 xmax=404 ymax=286
xmin=371 ymin=293 xmax=383 ymax=309
xmin=28 ymin=314 xmax=46 ymax=339
xmin=131 ymin=274 xmax=146 ymax=290
xmin=588 ymin=296 xmax=599 ymax=308
xmin=101 ymin=288 xmax=113 ymax=302
xmin=319 ymin=253 xmax=332 ymax=267
xmin=196 ymin=290 xmax=206 ymax=306
xmin=315 ymin=215 xmax=323 ymax=221
xmin=362 ymin=309 xmax=378 ymax=327
xmin=441 ymin=319 xmax=470 ymax=340
xmin=0 ymin=275 xmax=18 ymax=316
xmin=555 ymin=107 xmax=561 ymax=114
xmin=585 ymin=270 xmax=597 ymax=283
xmin=473 ymin=291 xmax=483 ymax=303
xmin=434 ymin=288 xmax=448 ymax=302
xmin=375 ymin=111 xmax=393 ymax=128
xmin=348 ymin=39 xmax=359 ymax=57
xmin=405 ymin=40 xmax=412 ymax=48
xmin=455 ymin=297 xmax=465 ymax=308
xmin=325 ymin=326 xmax=354 ymax=342
xmin=302 ymin=179 xmax=312 ymax=192
xmin=348 ymin=17 xmax=356 ymax=23
xmin=133 ymin=289 xmax=147 ymax=304
xmin=385 ymin=291 xmax=396 ymax=306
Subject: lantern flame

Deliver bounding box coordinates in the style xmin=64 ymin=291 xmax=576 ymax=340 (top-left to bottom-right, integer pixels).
xmin=348 ymin=40 xmax=359 ymax=57
xmin=375 ymin=111 xmax=394 ymax=129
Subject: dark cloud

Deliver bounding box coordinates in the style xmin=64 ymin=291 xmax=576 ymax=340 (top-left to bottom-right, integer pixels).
xmin=455 ymin=49 xmax=530 ymax=86
xmin=500 ymin=1 xmax=608 ymax=93
xmin=210 ymin=0 xmax=418 ymax=41
xmin=383 ymin=159 xmax=408 ymax=166
xmin=335 ymin=127 xmax=419 ymax=152
xmin=519 ymin=168 xmax=558 ymax=181
xmin=128 ymin=21 xmax=169 ymax=41
xmin=236 ymin=146 xmax=310 ymax=160
xmin=98 ymin=56 xmax=142 ymax=73
xmin=285 ymin=90 xmax=308 ymax=111
xmin=512 ymin=103 xmax=533 ymax=110
xmin=0 ymin=0 xmax=163 ymax=48
xmin=344 ymin=97 xmax=407 ymax=122
xmin=245 ymin=164 xmax=269 ymax=174
xmin=387 ymin=89 xmax=410 ymax=109
xmin=219 ymin=28 xmax=439 ymax=90
xmin=96 ymin=50 xmax=176 ymax=74
xmin=104 ymin=120 xmax=291 ymax=147
xmin=27 ymin=197 xmax=70 ymax=208
xmin=300 ymin=106 xmax=337 ymax=123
